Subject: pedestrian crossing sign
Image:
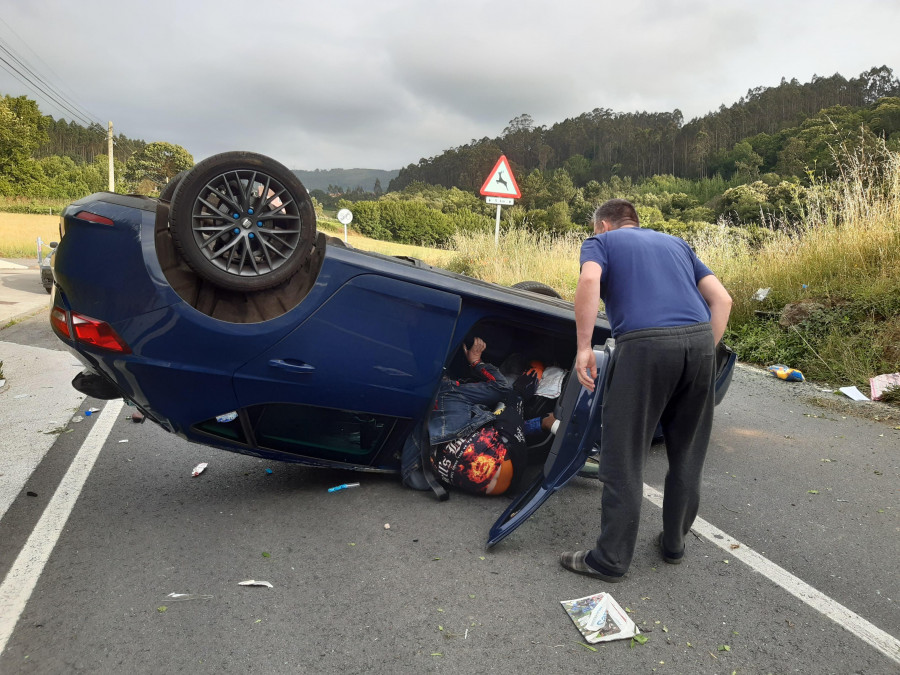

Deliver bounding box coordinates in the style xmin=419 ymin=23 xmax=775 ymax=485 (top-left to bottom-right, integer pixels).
xmin=480 ymin=155 xmax=521 ymax=199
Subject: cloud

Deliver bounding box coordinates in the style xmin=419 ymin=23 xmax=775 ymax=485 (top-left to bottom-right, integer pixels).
xmin=1 ymin=0 xmax=899 ymax=169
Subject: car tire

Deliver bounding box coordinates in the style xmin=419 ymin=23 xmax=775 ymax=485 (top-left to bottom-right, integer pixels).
xmin=512 ymin=280 xmax=562 ymax=299
xmin=169 ymin=152 xmax=316 ymax=292
xmin=158 ymin=169 xmax=188 ymax=203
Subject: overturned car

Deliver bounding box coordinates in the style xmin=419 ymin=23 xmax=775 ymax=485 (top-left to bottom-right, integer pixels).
xmin=50 ymin=151 xmax=736 ymax=546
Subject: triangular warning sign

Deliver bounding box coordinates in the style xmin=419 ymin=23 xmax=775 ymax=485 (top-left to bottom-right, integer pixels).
xmin=480 ymin=155 xmax=521 ymax=198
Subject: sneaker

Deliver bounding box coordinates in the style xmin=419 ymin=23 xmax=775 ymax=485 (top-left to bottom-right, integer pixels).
xmin=558 ymin=551 xmax=625 ymax=582
xmin=658 ymin=532 xmax=684 ymax=565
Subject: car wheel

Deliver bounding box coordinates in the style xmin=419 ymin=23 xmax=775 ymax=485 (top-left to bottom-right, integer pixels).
xmin=512 ymin=280 xmax=562 ymax=299
xmin=158 ymin=169 xmax=188 ymax=202
xmin=169 ymin=152 xmax=316 ymax=292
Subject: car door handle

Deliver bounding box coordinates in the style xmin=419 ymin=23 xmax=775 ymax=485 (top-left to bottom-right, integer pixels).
xmin=268 ymin=358 xmax=315 ymax=373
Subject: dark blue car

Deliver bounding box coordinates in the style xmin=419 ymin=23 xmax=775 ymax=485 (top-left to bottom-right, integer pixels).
xmin=49 ymin=151 xmax=735 ymax=545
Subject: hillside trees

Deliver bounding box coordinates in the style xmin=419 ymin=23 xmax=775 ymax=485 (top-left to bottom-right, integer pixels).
xmin=123 ymin=141 xmax=194 ymax=194
xmin=390 ymin=67 xmax=900 ymax=191
xmin=0 ymin=93 xmax=156 ymax=199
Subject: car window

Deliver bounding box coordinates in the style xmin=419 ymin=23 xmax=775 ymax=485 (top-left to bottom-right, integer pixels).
xmin=250 ymin=403 xmax=397 ymax=462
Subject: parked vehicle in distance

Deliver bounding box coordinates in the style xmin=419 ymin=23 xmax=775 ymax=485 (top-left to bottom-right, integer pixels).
xmin=40 ymin=241 xmax=57 ymax=293
xmin=49 ymin=151 xmax=736 ymax=545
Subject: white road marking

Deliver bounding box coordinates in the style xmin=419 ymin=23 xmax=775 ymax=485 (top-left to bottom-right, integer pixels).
xmin=644 ymin=483 xmax=900 ymax=665
xmin=0 ymin=398 xmax=123 ymax=655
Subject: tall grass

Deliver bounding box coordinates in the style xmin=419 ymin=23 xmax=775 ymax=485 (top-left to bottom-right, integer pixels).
xmin=446 ymin=227 xmax=584 ymax=299
xmin=693 ymin=146 xmax=900 ymax=385
xmin=450 ymin=148 xmax=900 ymax=388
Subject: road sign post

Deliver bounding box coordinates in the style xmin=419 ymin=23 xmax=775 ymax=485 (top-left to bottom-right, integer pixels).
xmin=479 ymin=156 xmax=520 ymax=247
xmin=336 ymin=208 xmax=353 ymax=243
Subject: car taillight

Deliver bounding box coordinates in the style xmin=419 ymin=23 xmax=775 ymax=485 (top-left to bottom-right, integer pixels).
xmin=72 ymin=314 xmax=131 ymax=353
xmin=50 ymin=306 xmax=131 ymax=353
xmin=50 ymin=306 xmax=70 ymax=338
xmin=74 ymin=210 xmax=114 ymax=226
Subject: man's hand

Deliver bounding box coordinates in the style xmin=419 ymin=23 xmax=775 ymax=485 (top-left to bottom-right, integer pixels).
xmin=575 ymin=346 xmax=597 ymax=391
xmin=463 ymin=337 xmax=486 ymax=365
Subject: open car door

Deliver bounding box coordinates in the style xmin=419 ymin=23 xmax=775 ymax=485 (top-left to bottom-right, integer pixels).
xmin=487 ymin=339 xmax=615 ymax=548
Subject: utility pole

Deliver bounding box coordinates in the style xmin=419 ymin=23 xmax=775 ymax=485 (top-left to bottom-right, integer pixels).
xmin=107 ymin=121 xmax=115 ymax=192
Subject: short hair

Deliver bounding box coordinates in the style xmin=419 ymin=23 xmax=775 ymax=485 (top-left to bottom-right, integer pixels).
xmin=592 ymin=199 xmax=639 ymax=228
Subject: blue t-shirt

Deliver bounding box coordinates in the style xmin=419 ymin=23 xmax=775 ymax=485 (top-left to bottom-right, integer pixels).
xmin=580 ymin=227 xmax=713 ymax=337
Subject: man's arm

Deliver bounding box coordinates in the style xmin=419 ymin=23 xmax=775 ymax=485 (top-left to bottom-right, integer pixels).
xmin=574 ymin=261 xmax=602 ymax=391
xmin=697 ymin=274 xmax=733 ymax=345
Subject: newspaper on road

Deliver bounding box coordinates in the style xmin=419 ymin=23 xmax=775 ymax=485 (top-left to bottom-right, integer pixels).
xmin=560 ymin=591 xmax=640 ymax=643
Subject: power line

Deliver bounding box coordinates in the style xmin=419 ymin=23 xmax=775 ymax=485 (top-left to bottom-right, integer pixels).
xmin=0 ymin=22 xmax=103 ymax=128
xmin=0 ymin=16 xmax=102 ymax=124
xmin=0 ymin=46 xmax=97 ymax=127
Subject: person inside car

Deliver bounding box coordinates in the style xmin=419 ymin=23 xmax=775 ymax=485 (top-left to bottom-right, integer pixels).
xmin=401 ymin=337 xmax=555 ymax=497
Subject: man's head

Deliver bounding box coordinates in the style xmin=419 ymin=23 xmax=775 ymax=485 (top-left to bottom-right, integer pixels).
xmin=592 ymin=199 xmax=640 ymax=234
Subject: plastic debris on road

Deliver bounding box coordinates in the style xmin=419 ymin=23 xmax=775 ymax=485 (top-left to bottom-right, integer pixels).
xmin=767 ymin=364 xmax=805 ymax=382
xmin=752 ymin=287 xmax=771 ymax=301
xmin=869 ymin=372 xmax=900 ymax=401
xmin=166 ymin=592 xmax=213 ymax=601
xmin=85 ymin=407 xmax=100 ymax=416
xmin=239 ymin=580 xmax=273 ymax=588
xmin=265 ymin=468 xmax=273 ymax=475
xmin=327 ymin=482 xmax=360 ymax=493
xmin=192 ymin=462 xmax=208 ymax=477
xmin=71 ymin=415 xmax=83 ymax=423
xmin=838 ymin=386 xmax=870 ymax=402
xmin=560 ymin=592 xmax=640 ymax=644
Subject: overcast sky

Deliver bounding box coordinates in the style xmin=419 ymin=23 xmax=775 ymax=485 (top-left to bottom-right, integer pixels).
xmin=2 ymin=0 xmax=899 ymax=171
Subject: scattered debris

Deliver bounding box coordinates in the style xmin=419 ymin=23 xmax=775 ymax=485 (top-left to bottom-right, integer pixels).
xmin=166 ymin=593 xmax=213 ymax=602
xmin=238 ymin=580 xmax=273 ymax=588
xmin=130 ymin=411 xmax=145 ymax=423
xmin=85 ymin=407 xmax=101 ymax=416
xmin=26 ymin=491 xmax=37 ymax=497
xmin=327 ymin=482 xmax=359 ymax=493
xmin=191 ymin=463 xmax=208 ymax=477
xmin=561 ymin=592 xmax=640 ymax=644
xmin=384 ymin=523 xmax=391 ymax=529
xmin=118 ymin=439 xmax=128 ymax=443
xmin=752 ymin=288 xmax=771 ymax=301
xmin=869 ymin=372 xmax=900 ymax=401
xmin=265 ymin=468 xmax=273 ymax=475
xmin=70 ymin=415 xmax=83 ymax=423
xmin=838 ymin=386 xmax=870 ymax=402
xmin=767 ymin=364 xmax=804 ymax=382
xmin=14 ymin=393 xmax=30 ymax=399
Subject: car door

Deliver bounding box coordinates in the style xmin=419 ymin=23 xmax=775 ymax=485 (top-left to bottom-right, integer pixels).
xmin=487 ymin=340 xmax=615 ymax=547
xmin=233 ymin=274 xmax=461 ymax=465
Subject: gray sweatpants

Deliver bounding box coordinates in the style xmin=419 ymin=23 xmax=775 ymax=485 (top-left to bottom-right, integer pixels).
xmin=587 ymin=322 xmax=716 ymax=576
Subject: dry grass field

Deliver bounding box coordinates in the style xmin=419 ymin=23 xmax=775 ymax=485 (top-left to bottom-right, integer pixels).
xmin=0 ymin=211 xmax=455 ymax=267
xmin=0 ymin=213 xmax=61 ymax=259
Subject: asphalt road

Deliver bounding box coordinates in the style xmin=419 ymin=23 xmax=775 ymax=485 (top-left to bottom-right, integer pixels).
xmin=0 ymin=313 xmax=898 ymax=674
